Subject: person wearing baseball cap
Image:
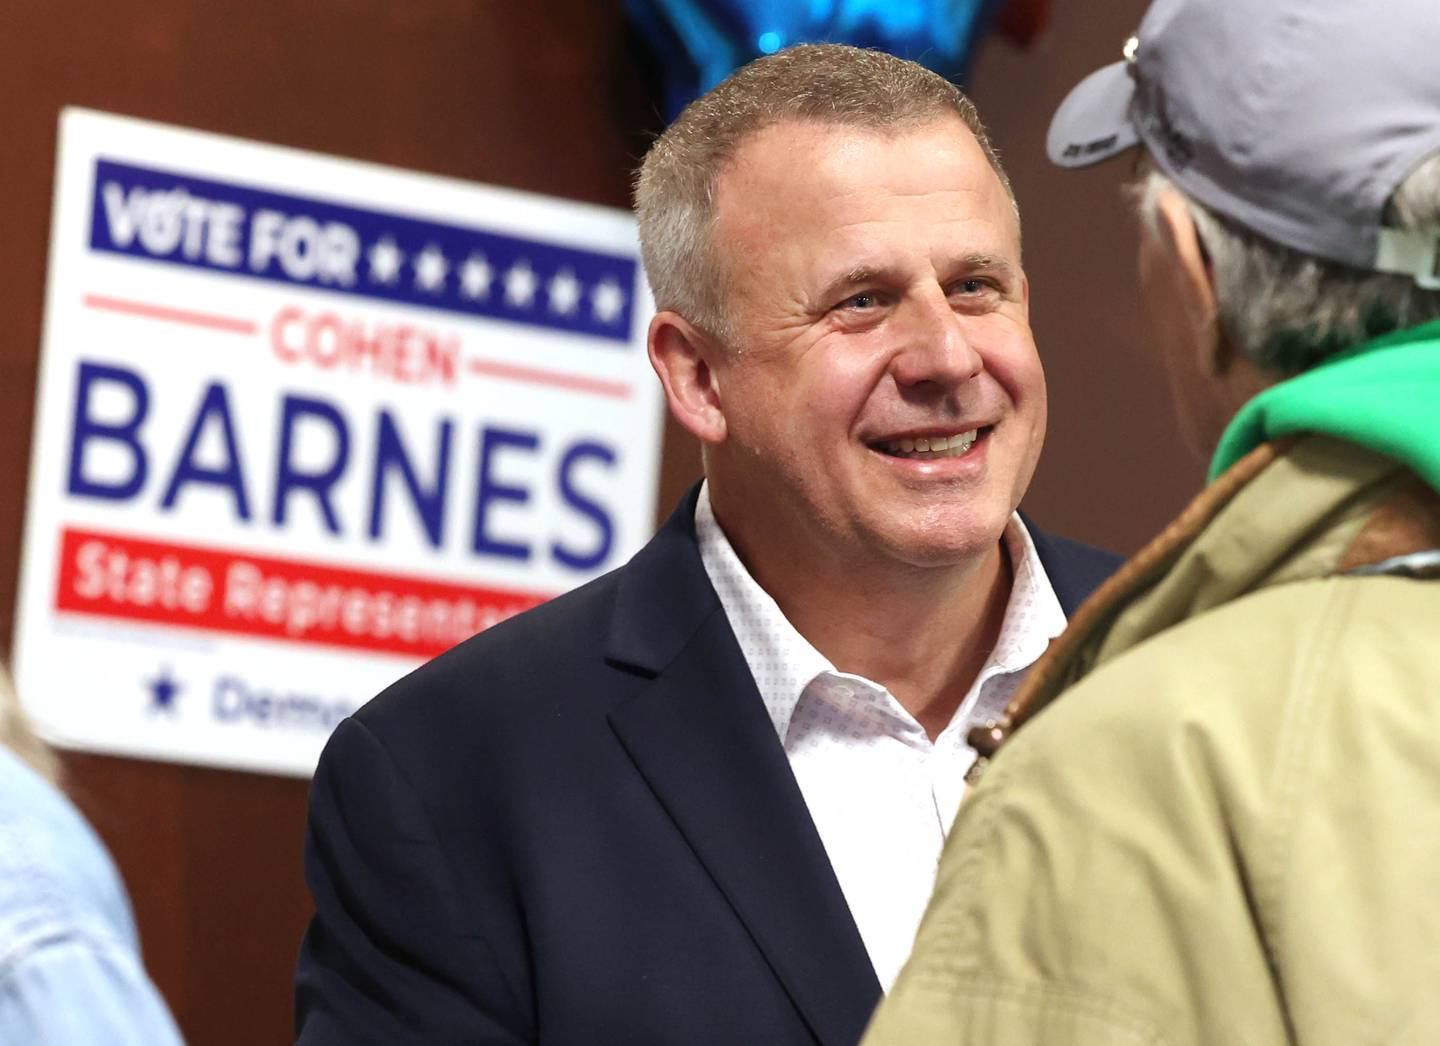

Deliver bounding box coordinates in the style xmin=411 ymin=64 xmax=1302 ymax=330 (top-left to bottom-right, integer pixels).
xmin=866 ymin=1 xmax=1440 ymax=1042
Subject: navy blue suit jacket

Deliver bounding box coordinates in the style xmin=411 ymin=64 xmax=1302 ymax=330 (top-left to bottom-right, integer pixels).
xmin=295 ymin=488 xmax=1120 ymax=1045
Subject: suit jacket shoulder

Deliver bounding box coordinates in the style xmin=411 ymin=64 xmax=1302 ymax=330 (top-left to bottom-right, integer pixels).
xmin=297 ymin=487 xmax=880 ymax=1046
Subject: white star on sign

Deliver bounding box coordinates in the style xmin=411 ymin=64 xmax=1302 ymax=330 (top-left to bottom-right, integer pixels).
xmin=504 ymin=260 xmax=538 ymax=309
xmin=591 ymin=278 xmax=627 ymax=324
xmin=548 ymin=269 xmax=582 ymax=315
xmin=459 ymin=253 xmax=494 ymax=300
xmin=414 ymin=244 xmax=449 ymax=294
xmin=367 ymin=237 xmax=404 ymax=284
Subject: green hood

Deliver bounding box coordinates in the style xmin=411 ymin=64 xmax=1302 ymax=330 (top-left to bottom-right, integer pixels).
xmin=1210 ymin=318 xmax=1440 ymax=493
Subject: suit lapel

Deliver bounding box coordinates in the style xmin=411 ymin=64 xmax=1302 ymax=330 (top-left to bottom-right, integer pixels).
xmin=605 ymin=488 xmax=881 ymax=1045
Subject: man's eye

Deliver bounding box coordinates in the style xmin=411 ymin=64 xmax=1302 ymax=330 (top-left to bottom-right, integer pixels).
xmin=840 ymin=292 xmax=878 ymax=310
xmin=957 ymin=278 xmax=991 ymax=295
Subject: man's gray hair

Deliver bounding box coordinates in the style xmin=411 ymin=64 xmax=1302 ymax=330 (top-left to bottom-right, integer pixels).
xmin=634 ymin=43 xmax=1015 ymax=340
xmin=1136 ymin=155 xmax=1440 ymax=373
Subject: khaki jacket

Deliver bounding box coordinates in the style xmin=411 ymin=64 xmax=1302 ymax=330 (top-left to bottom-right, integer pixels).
xmin=866 ymin=437 xmax=1440 ymax=1045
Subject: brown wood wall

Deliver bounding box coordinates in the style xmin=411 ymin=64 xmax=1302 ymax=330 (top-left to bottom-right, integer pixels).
xmin=1 ymin=1 xmax=1180 ymax=1043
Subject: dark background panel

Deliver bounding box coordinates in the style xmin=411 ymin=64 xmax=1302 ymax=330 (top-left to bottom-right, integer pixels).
xmin=1 ymin=1 xmax=1178 ymax=1042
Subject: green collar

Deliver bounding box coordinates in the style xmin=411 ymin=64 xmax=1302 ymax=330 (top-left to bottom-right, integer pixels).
xmin=1210 ymin=318 xmax=1440 ymax=491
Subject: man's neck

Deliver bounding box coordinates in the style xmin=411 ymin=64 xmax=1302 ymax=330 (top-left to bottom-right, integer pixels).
xmin=715 ymin=506 xmax=1014 ymax=741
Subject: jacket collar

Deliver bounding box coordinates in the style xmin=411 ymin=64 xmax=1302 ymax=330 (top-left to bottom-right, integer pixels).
xmin=981 ymin=437 xmax=1433 ymax=773
xmin=603 ymin=483 xmax=882 ymax=1044
xmin=1020 ymin=510 xmax=1125 ymax=618
xmin=602 ymin=484 xmax=717 ymax=677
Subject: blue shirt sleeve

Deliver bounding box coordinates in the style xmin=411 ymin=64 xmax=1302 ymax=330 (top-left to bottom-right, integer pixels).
xmin=0 ymin=748 xmax=184 ymax=1044
xmin=0 ymin=931 xmax=185 ymax=1045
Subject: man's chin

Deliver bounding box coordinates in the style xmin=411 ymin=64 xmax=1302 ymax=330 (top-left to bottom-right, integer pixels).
xmin=867 ymin=516 xmax=1011 ymax=572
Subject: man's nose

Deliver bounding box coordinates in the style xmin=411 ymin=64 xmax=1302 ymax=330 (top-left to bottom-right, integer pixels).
xmin=887 ymin=290 xmax=983 ymax=389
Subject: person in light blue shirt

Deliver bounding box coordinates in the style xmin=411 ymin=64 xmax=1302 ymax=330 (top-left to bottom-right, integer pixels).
xmin=0 ymin=668 xmax=184 ymax=1044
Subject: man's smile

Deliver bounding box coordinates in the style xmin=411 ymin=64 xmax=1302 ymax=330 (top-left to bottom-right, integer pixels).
xmin=868 ymin=426 xmax=993 ymax=459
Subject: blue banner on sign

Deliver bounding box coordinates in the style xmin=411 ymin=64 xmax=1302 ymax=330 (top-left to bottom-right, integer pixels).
xmin=88 ymin=158 xmax=638 ymax=344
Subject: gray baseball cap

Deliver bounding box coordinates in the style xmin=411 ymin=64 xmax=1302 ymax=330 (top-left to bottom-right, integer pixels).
xmin=1046 ymin=0 xmax=1440 ymax=288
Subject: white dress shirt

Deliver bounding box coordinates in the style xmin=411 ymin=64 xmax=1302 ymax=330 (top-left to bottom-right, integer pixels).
xmin=694 ymin=483 xmax=1067 ymax=992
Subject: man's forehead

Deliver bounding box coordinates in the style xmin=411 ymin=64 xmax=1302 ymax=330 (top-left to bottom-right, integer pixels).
xmin=716 ymin=127 xmax=1015 ymax=260
xmin=721 ymin=114 xmax=983 ymax=182
xmin=717 ymin=118 xmax=1007 ymax=225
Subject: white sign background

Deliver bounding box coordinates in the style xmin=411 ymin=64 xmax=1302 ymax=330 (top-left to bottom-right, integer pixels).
xmin=13 ymin=109 xmax=662 ymax=777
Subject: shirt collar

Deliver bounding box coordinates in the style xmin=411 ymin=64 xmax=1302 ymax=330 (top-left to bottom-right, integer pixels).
xmin=694 ymin=481 xmax=1068 ymax=743
xmin=991 ymin=511 xmax=1068 ymax=672
xmin=695 ymin=483 xmax=832 ymax=740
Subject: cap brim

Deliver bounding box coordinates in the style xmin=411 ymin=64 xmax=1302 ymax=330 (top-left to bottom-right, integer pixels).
xmin=1046 ymin=61 xmax=1139 ymax=168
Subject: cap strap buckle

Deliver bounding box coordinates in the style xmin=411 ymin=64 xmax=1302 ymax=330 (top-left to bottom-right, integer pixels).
xmin=1375 ymin=227 xmax=1440 ymax=290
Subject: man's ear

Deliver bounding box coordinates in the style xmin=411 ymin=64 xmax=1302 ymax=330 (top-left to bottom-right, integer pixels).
xmin=1153 ymin=187 xmax=1233 ymax=377
xmin=648 ymin=311 xmax=728 ymax=445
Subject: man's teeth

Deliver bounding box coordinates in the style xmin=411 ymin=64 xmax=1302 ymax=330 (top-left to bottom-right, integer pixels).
xmin=878 ymin=429 xmax=979 ymax=458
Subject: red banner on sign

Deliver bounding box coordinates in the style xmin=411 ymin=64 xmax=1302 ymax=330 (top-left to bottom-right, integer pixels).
xmin=54 ymin=526 xmax=549 ymax=660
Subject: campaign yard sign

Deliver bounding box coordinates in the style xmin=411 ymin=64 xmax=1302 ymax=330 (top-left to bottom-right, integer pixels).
xmin=13 ymin=109 xmax=663 ymax=777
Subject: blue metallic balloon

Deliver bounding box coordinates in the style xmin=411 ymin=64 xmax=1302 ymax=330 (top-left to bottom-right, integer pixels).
xmin=627 ymin=0 xmax=1007 ymax=120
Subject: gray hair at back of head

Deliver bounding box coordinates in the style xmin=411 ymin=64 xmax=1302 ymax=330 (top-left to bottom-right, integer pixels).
xmin=634 ymin=43 xmax=1015 ymax=341
xmin=1136 ymin=154 xmax=1440 ymax=373
xmin=0 ymin=661 xmax=60 ymax=783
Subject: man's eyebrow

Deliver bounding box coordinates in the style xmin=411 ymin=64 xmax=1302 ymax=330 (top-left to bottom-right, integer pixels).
xmin=956 ymin=253 xmax=1020 ymax=280
xmin=813 ymin=264 xmax=904 ymax=305
xmin=812 ymin=255 xmax=1022 ymax=307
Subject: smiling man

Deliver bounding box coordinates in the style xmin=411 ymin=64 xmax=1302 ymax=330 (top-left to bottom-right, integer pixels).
xmin=295 ymin=44 xmax=1119 ymax=1045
